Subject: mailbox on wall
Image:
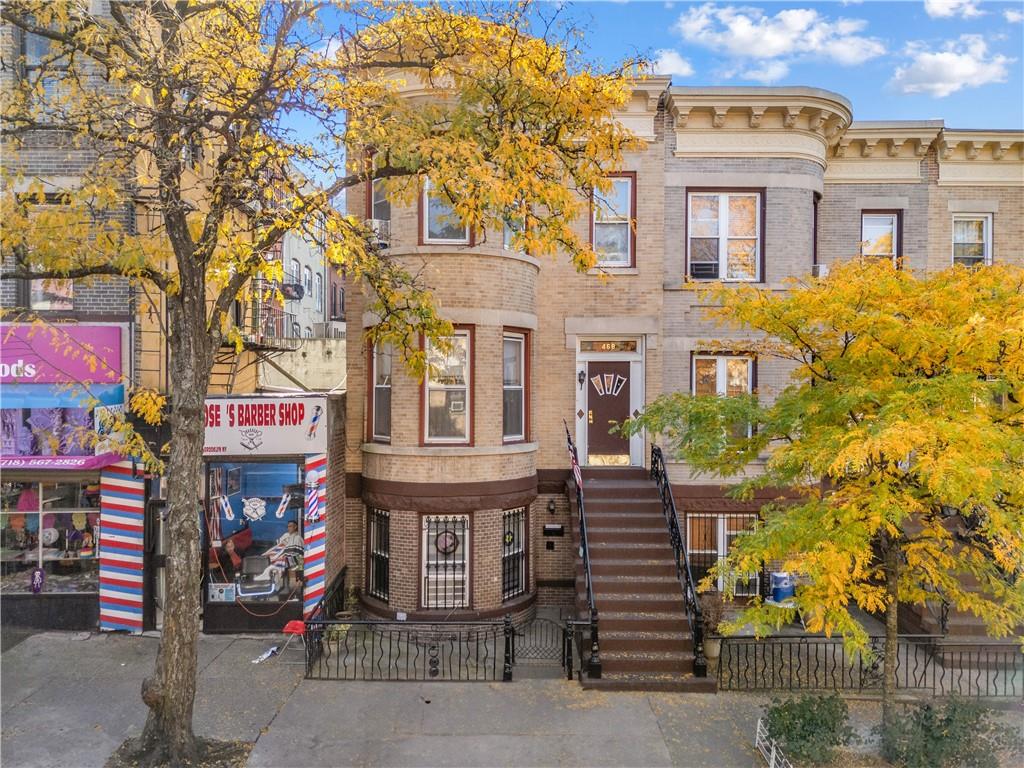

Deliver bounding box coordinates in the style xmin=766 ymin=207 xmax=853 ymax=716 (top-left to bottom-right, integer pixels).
xmin=543 ymin=524 xmax=564 ymax=537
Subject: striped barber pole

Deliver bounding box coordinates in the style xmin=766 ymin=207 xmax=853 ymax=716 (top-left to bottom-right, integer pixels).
xmin=99 ymin=460 xmax=145 ymax=633
xmin=302 ymin=453 xmax=327 ymax=617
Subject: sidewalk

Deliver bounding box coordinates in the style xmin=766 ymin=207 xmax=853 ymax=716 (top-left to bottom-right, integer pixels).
xmin=1 ymin=631 xmax=903 ymax=768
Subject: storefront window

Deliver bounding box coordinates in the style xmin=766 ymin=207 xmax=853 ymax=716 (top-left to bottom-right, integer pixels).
xmin=203 ymin=461 xmax=305 ymax=604
xmin=1 ymin=480 xmax=101 ymax=593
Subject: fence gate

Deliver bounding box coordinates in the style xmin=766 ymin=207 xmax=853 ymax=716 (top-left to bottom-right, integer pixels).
xmin=513 ymin=618 xmax=568 ymax=673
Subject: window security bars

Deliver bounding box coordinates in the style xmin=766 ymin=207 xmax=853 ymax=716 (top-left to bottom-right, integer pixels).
xmin=501 ymin=507 xmax=527 ymax=601
xmin=367 ymin=508 xmax=389 ymax=602
xmin=422 ymin=515 xmax=469 ymax=609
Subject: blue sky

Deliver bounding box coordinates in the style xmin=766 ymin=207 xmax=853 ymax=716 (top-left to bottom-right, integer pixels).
xmin=556 ymin=0 xmax=1024 ymax=127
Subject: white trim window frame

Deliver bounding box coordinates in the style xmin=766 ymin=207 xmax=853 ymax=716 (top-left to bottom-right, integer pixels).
xmin=372 ymin=342 xmax=393 ymax=442
xmin=686 ymin=513 xmax=759 ymax=597
xmin=423 ymin=179 xmax=470 ymax=245
xmin=314 ymin=273 xmax=323 ymax=312
xmin=371 ymin=177 xmax=391 ymax=223
xmin=502 ymin=333 xmax=525 ymax=442
xmin=422 ymin=514 xmax=470 ymax=609
xmin=592 ymin=176 xmax=633 ymax=267
xmin=692 ymin=354 xmax=754 ymax=438
xmin=860 ymin=213 xmax=898 ymax=262
xmin=952 ymin=213 xmax=992 ymax=267
xmin=425 ymin=330 xmax=471 ymax=444
xmin=687 ymin=192 xmax=761 ymax=281
xmin=302 ymin=266 xmax=313 ymax=298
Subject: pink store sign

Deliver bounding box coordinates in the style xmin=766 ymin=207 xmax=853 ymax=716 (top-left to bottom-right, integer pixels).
xmin=0 ymin=324 xmax=123 ymax=384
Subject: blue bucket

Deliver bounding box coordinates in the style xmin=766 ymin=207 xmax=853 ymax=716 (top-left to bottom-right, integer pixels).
xmin=771 ymin=572 xmax=795 ymax=602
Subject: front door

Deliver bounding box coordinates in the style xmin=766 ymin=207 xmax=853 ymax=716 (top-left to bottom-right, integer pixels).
xmin=587 ymin=360 xmax=631 ymax=465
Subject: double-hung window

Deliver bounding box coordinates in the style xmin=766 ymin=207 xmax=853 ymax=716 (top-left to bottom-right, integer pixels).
xmin=425 ymin=330 xmax=471 ymax=443
xmin=952 ymin=214 xmax=992 ymax=267
xmin=314 ymin=274 xmax=323 ymax=311
xmin=861 ymin=212 xmax=900 ymax=262
xmin=422 ymin=180 xmax=470 ymax=244
xmin=686 ymin=513 xmax=759 ymax=597
xmin=302 ymin=266 xmax=313 ymax=299
xmin=688 ymin=192 xmax=761 ymax=281
xmin=693 ymin=354 xmax=754 ymax=438
xmin=371 ymin=178 xmax=391 ymax=223
xmin=371 ymin=343 xmax=393 ymax=441
xmin=502 ymin=333 xmax=526 ymax=442
xmin=592 ymin=175 xmax=634 ymax=267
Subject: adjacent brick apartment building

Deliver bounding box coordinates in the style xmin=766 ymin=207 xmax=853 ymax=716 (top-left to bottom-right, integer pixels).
xmin=339 ymin=81 xmax=1023 ymax=640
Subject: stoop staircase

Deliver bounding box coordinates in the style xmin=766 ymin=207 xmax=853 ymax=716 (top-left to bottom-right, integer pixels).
xmin=572 ymin=467 xmax=716 ymax=693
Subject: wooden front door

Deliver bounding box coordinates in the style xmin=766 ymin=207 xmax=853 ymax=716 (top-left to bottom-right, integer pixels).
xmin=587 ymin=360 xmax=631 ymax=465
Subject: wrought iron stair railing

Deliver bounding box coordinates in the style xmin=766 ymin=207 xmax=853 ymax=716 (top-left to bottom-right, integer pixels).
xmin=564 ymin=421 xmax=601 ymax=679
xmin=651 ymin=444 xmax=708 ymax=677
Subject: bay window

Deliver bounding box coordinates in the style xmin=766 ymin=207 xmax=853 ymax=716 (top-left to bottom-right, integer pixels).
xmin=952 ymin=214 xmax=992 ymax=267
xmin=422 ymin=180 xmax=470 ymax=244
xmin=593 ymin=174 xmax=635 ymax=267
xmin=425 ymin=330 xmax=471 ymax=443
xmin=688 ymin=191 xmax=761 ymax=281
xmin=502 ymin=333 xmax=526 ymax=442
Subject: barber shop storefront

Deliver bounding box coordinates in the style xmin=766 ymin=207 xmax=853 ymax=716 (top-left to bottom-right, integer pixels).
xmin=0 ymin=323 xmax=138 ymax=631
xmin=201 ymin=395 xmax=338 ymax=633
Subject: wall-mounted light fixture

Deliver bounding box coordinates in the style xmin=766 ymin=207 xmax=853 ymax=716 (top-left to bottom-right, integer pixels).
xmin=577 ymin=370 xmax=586 ymax=390
xmin=547 ymin=499 xmax=556 ymax=514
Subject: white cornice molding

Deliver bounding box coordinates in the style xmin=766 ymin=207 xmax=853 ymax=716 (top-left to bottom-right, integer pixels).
xmin=832 ymin=121 xmax=943 ymax=163
xmin=935 ymin=130 xmax=1024 ymax=186
xmin=666 ymin=89 xmax=853 ymax=167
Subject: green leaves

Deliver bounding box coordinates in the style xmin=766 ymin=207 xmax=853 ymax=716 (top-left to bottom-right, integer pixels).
xmin=628 ymin=260 xmax=1024 ymax=648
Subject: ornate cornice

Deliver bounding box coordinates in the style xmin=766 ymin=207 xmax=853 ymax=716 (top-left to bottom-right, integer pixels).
xmin=666 ymin=87 xmax=853 ymax=167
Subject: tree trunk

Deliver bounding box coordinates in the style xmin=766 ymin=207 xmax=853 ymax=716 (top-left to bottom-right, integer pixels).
xmin=136 ymin=296 xmax=214 ymax=764
xmin=881 ymin=537 xmax=901 ymax=754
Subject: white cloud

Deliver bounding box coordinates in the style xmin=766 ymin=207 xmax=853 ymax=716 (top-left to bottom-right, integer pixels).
xmin=890 ymin=35 xmax=1013 ymax=97
xmin=1006 ymin=9 xmax=1024 ymax=23
xmin=924 ymin=0 xmax=985 ymax=19
xmin=740 ymin=61 xmax=790 ymax=83
xmin=652 ymin=49 xmax=695 ymax=77
xmin=672 ymin=4 xmax=885 ymax=84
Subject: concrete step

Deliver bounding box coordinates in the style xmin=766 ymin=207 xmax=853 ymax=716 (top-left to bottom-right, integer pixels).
xmin=588 ymin=527 xmax=669 ymax=545
xmin=581 ymin=468 xmax=649 ymax=480
xmin=601 ymin=650 xmax=693 ymax=675
xmin=585 ymin=495 xmax=663 ymax=507
xmin=584 ymin=511 xmax=666 ymax=527
xmin=587 ymin=560 xmax=678 ymax=577
xmin=594 ymin=592 xmax=684 ymax=613
xmin=602 ymin=630 xmax=694 ymax=654
xmin=584 ymin=485 xmax=662 ymax=502
xmin=583 ymin=672 xmax=717 ymax=693
xmin=582 ymin=575 xmax=682 ymax=595
xmin=587 ymin=542 xmax=676 ymax=559
xmin=599 ymin=611 xmax=691 ymax=633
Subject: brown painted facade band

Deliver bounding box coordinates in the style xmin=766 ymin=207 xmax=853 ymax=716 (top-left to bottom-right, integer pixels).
xmin=359 ymin=590 xmax=536 ymax=622
xmin=361 ymin=474 xmax=537 ymax=514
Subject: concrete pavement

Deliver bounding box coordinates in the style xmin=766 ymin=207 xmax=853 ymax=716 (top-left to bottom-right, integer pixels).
xmin=2 ymin=630 xmax=908 ymax=768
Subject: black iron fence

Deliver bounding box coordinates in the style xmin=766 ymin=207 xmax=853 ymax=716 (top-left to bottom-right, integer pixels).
xmin=718 ymin=635 xmax=1024 ymax=699
xmin=307 ymin=566 xmax=347 ymax=623
xmin=564 ymin=421 xmax=601 ymax=679
xmin=651 ymin=445 xmax=707 ymax=678
xmin=304 ymin=617 xmax=513 ymax=682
